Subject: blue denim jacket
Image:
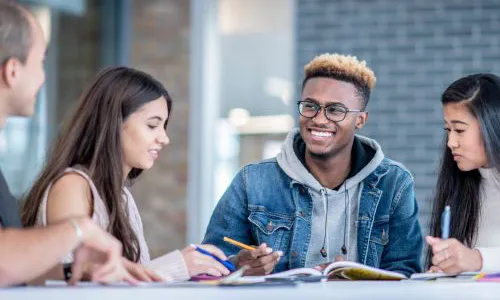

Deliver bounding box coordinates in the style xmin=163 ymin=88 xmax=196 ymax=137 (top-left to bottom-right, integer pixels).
xmin=203 ymin=158 xmax=423 ymax=277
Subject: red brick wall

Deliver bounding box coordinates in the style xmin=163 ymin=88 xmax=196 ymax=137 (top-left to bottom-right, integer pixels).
xmin=130 ymin=0 xmax=190 ymax=257
xmin=57 ymin=0 xmax=100 ymax=124
xmin=56 ymin=0 xmax=190 ymax=257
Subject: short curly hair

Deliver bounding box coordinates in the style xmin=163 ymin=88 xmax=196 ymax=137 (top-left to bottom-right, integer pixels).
xmin=302 ymin=53 xmax=376 ymax=108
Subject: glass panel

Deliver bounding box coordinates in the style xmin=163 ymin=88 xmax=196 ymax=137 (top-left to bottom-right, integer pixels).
xmin=213 ymin=0 xmax=294 ymax=203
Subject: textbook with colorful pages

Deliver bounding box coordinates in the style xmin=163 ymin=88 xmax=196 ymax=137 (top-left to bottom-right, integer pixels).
xmin=254 ymin=261 xmax=406 ymax=281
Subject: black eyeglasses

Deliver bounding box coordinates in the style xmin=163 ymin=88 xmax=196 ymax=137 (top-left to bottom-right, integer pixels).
xmin=297 ymin=100 xmax=363 ymax=122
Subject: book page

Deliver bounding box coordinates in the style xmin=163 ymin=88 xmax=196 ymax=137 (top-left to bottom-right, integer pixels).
xmin=332 ymin=268 xmax=405 ymax=280
xmin=323 ymin=261 xmax=407 ymax=280
xmin=246 ymin=267 xmax=322 ymax=279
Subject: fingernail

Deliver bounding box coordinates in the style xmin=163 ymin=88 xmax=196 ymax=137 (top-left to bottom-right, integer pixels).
xmin=266 ymin=248 xmax=272 ymax=254
xmin=277 ymin=251 xmax=283 ymax=256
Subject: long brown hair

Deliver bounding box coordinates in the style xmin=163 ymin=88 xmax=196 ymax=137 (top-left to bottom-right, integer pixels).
xmin=22 ymin=66 xmax=173 ymax=262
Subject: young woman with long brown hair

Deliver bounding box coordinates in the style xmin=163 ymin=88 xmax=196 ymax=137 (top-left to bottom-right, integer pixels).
xmin=22 ymin=66 xmax=230 ymax=281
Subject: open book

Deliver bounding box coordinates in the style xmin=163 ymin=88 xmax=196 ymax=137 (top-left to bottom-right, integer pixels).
xmin=259 ymin=261 xmax=407 ymax=281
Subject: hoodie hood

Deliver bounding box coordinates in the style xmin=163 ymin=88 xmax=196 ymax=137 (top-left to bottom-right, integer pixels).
xmin=276 ymin=128 xmax=384 ymax=191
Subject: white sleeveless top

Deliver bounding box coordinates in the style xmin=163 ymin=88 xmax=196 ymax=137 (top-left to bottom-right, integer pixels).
xmin=34 ymin=167 xmax=150 ymax=263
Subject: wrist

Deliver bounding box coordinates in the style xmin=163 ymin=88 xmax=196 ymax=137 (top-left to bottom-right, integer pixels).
xmin=70 ymin=218 xmax=84 ymax=244
xmin=69 ymin=218 xmax=88 ymax=249
xmin=473 ymin=248 xmax=483 ymax=271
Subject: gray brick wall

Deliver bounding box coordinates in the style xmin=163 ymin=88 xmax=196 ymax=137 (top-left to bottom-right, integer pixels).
xmin=296 ymin=0 xmax=500 ymax=234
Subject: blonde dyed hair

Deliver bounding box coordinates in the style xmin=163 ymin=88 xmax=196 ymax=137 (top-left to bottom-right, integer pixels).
xmin=304 ymin=53 xmax=376 ymax=89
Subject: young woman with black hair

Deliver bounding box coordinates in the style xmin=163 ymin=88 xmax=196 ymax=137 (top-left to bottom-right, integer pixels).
xmin=427 ymin=73 xmax=500 ymax=273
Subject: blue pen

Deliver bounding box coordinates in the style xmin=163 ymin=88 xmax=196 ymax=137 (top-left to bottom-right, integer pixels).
xmin=441 ymin=205 xmax=451 ymax=239
xmin=190 ymin=244 xmax=236 ymax=272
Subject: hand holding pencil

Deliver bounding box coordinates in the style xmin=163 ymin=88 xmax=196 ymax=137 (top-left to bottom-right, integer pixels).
xmin=224 ymin=236 xmax=283 ymax=276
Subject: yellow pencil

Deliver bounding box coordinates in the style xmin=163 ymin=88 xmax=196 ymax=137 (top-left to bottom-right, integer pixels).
xmin=223 ymin=236 xmax=256 ymax=251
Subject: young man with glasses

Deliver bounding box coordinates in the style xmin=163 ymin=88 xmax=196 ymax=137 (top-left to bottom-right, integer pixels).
xmin=203 ymin=53 xmax=423 ymax=276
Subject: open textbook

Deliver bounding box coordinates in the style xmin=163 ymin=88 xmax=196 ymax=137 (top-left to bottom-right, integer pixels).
xmin=256 ymin=261 xmax=407 ymax=280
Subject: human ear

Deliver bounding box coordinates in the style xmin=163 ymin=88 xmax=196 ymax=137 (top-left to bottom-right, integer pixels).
xmin=1 ymin=57 xmax=21 ymax=88
xmin=355 ymin=112 xmax=368 ymax=129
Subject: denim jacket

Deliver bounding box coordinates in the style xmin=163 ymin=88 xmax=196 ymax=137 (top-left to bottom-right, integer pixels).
xmin=203 ymin=144 xmax=423 ymax=277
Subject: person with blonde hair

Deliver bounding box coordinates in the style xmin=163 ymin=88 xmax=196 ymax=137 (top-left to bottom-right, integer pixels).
xmin=203 ymin=53 xmax=423 ymax=276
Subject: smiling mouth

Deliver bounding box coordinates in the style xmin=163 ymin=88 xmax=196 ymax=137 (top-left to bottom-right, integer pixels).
xmin=309 ymin=129 xmax=335 ymax=139
xmin=149 ymin=150 xmax=159 ymax=159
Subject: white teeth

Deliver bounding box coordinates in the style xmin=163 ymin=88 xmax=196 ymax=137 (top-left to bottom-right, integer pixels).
xmin=311 ymin=130 xmax=333 ymax=137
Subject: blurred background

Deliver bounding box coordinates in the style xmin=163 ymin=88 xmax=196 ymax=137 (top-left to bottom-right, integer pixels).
xmin=1 ymin=0 xmax=499 ymax=258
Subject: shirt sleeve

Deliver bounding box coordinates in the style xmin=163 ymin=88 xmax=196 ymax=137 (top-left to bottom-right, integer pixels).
xmin=476 ymin=247 xmax=500 ymax=272
xmin=145 ymin=249 xmax=190 ymax=281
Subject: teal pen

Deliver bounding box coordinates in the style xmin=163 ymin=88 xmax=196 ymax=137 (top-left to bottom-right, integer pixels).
xmin=441 ymin=205 xmax=451 ymax=239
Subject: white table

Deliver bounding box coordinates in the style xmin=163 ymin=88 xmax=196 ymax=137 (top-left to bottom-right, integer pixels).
xmin=1 ymin=281 xmax=500 ymax=300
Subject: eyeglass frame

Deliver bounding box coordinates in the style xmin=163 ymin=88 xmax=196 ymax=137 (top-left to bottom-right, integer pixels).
xmin=297 ymin=100 xmax=364 ymax=122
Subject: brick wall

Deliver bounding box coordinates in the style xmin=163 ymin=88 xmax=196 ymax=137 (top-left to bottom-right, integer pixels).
xmin=57 ymin=0 xmax=100 ymax=124
xmin=56 ymin=0 xmax=190 ymax=257
xmin=296 ymin=0 xmax=500 ymax=233
xmin=130 ymin=0 xmax=190 ymax=257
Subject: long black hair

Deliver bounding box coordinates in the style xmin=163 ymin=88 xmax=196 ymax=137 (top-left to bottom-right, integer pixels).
xmin=427 ymin=74 xmax=500 ymax=266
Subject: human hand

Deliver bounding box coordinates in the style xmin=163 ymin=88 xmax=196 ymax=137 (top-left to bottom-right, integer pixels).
xmin=69 ymin=218 xmax=139 ymax=285
xmin=181 ymin=244 xmax=230 ymax=277
xmin=120 ymin=258 xmax=165 ymax=282
xmin=426 ymin=236 xmax=482 ymax=274
xmin=235 ymin=243 xmax=282 ymax=275
xmin=427 ymin=265 xmax=443 ymax=273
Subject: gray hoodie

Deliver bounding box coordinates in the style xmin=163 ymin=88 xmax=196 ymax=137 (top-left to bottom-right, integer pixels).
xmin=276 ymin=129 xmax=384 ymax=267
